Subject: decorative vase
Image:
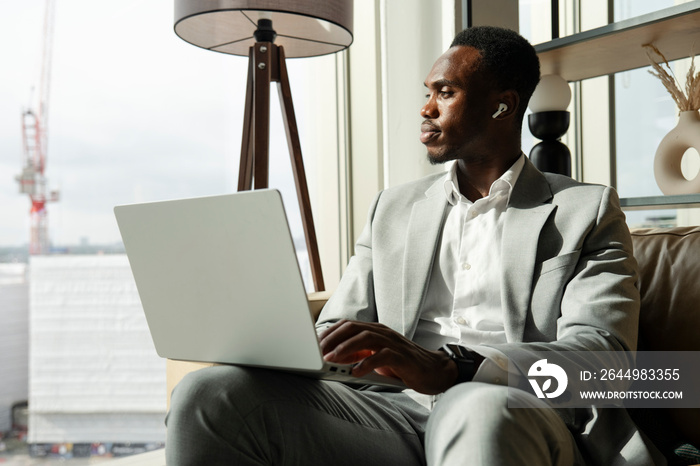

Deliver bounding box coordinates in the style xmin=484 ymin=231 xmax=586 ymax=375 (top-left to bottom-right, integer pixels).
xmin=654 ymin=110 xmax=700 ymax=195
xmin=528 ymin=110 xmax=572 ymax=177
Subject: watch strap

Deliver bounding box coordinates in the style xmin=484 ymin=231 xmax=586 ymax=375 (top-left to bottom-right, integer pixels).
xmin=440 ymin=344 xmax=482 ymax=384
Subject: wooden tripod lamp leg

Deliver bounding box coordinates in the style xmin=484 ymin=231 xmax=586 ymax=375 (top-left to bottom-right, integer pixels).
xmin=237 ymin=47 xmax=255 ymax=191
xmin=276 ymin=47 xmax=325 ymax=292
xmin=252 ymin=43 xmax=272 ymax=190
xmin=237 ymin=42 xmax=325 ymax=292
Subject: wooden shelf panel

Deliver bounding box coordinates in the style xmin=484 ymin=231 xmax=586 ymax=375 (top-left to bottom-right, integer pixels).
xmin=620 ymin=193 xmax=700 ymax=211
xmin=536 ymin=2 xmax=700 ymax=82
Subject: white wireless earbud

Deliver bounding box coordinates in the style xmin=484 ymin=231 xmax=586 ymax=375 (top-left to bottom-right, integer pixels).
xmin=492 ymin=103 xmax=508 ymax=118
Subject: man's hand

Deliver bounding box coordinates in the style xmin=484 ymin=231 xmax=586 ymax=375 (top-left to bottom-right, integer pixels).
xmin=319 ymin=320 xmax=458 ymax=395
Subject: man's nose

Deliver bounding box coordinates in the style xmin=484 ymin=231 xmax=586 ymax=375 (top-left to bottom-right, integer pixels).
xmin=421 ymin=97 xmax=438 ymax=119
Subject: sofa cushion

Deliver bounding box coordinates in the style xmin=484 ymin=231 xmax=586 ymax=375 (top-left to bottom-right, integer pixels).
xmin=630 ymin=226 xmax=700 ymax=352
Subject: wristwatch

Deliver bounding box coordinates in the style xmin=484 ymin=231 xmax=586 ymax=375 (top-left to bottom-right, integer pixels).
xmin=439 ymin=344 xmax=484 ymax=384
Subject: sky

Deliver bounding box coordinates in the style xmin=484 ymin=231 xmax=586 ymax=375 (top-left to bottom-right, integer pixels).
xmin=1 ymin=0 xmax=313 ymax=248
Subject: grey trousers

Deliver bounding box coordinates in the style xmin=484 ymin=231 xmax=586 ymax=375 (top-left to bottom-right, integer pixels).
xmin=166 ymin=366 xmax=582 ymax=465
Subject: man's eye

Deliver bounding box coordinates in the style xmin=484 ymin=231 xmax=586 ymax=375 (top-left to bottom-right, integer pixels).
xmin=425 ymin=90 xmax=452 ymax=99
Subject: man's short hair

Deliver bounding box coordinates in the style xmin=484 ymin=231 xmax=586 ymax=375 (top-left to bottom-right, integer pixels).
xmin=451 ymin=26 xmax=540 ymax=122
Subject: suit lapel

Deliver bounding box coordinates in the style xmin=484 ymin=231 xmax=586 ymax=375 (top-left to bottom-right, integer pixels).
xmin=501 ymin=159 xmax=555 ymax=342
xmin=401 ymin=178 xmax=448 ymax=336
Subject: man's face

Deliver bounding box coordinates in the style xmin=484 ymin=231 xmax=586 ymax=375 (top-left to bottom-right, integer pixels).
xmin=420 ymin=46 xmax=496 ymax=164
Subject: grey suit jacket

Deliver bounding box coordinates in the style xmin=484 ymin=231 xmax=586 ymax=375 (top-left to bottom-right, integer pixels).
xmin=316 ymin=157 xmax=663 ymax=465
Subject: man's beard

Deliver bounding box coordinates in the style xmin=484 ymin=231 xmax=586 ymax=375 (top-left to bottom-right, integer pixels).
xmin=426 ymin=148 xmax=460 ymax=165
xmin=426 ymin=147 xmax=491 ymax=166
xmin=427 ymin=154 xmax=447 ymax=166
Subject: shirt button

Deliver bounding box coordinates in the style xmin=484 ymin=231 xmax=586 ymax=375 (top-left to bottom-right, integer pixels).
xmin=455 ymin=316 xmax=467 ymax=325
xmin=462 ymin=262 xmax=471 ymax=270
xmin=470 ymin=210 xmax=479 ymax=218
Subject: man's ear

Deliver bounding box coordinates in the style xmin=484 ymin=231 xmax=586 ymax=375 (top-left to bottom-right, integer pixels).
xmin=492 ymin=90 xmax=519 ymax=120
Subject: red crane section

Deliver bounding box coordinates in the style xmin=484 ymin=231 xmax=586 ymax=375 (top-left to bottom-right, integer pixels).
xmin=16 ymin=0 xmax=59 ymax=255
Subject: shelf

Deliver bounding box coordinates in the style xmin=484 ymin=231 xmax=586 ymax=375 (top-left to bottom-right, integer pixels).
xmin=535 ymin=1 xmax=700 ymax=82
xmin=620 ymin=193 xmax=700 ymax=211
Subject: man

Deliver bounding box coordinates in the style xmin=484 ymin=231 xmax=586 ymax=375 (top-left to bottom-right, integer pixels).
xmin=166 ymin=26 xmax=662 ymax=465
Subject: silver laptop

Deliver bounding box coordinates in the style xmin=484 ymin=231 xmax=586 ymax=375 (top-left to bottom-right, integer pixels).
xmin=114 ymin=189 xmax=404 ymax=388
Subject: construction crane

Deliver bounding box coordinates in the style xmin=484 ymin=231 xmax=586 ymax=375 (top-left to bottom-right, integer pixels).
xmin=15 ymin=0 xmax=59 ymax=255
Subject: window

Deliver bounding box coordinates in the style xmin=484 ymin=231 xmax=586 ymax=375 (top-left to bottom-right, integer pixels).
xmin=521 ymin=0 xmax=700 ymax=228
xmin=520 ymin=0 xmax=580 ymax=179
xmin=1 ymin=0 xmax=345 ymax=459
xmin=613 ymin=0 xmax=700 ymax=227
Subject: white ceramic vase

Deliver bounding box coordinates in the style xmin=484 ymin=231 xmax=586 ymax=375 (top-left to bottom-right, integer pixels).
xmin=654 ymin=110 xmax=700 ymax=195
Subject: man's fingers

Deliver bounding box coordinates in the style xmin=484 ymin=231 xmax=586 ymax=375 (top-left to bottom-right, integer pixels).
xmin=320 ymin=320 xmax=391 ymax=356
xmin=323 ymin=332 xmax=384 ymax=362
xmin=324 ymin=349 xmax=374 ymax=365
xmin=319 ymin=319 xmax=353 ymax=355
xmin=351 ymin=348 xmax=402 ymax=378
xmin=318 ymin=319 xmax=348 ymax=341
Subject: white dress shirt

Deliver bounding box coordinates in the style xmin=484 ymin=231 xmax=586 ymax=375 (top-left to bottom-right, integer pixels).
xmin=413 ymin=154 xmax=525 ymax=350
xmin=407 ymin=154 xmax=525 ymax=409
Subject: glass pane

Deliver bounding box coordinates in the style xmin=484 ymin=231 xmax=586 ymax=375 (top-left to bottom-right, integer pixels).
xmin=614 ymin=63 xmax=679 ymax=200
xmin=615 ymin=56 xmax=700 ymax=228
xmin=520 ymin=0 xmax=580 ymax=44
xmin=614 ymin=0 xmax=694 ymax=21
xmin=613 ymin=0 xmax=697 ymax=228
xmin=520 ymin=0 xmax=553 ymax=44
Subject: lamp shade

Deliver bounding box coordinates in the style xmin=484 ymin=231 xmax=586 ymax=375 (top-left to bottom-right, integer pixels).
xmin=528 ymin=74 xmax=571 ymax=113
xmin=174 ymin=0 xmax=354 ymax=58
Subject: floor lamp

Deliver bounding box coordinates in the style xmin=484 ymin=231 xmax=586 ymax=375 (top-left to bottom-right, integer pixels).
xmin=174 ymin=1 xmax=354 ymax=292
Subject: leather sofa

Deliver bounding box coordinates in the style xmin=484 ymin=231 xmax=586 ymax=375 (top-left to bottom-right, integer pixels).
xmin=166 ymin=226 xmax=700 ymax=464
xmin=629 ymin=226 xmax=700 ymax=464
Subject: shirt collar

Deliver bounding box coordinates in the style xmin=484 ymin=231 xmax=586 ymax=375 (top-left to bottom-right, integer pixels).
xmin=442 ymin=153 xmax=526 ymax=206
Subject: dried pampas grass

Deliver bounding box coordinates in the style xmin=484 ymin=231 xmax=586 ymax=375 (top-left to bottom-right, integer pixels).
xmin=643 ymin=43 xmax=700 ymax=112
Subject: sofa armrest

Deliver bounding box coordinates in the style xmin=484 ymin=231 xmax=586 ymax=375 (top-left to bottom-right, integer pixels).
xmin=307 ymin=290 xmax=333 ymax=321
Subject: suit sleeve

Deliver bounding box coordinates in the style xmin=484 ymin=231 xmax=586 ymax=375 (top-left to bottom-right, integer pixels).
xmin=315 ymin=192 xmax=382 ymax=334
